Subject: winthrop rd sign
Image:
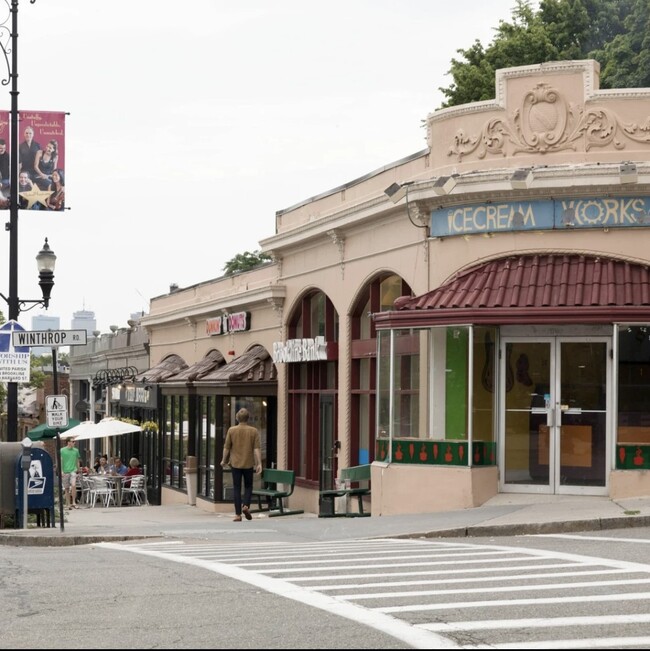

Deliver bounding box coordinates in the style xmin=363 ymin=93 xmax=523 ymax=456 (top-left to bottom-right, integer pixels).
xmin=12 ymin=329 xmax=88 ymax=347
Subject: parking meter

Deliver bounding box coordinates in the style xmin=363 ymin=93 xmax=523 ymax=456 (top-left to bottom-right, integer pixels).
xmin=20 ymin=437 xmax=32 ymax=529
xmin=20 ymin=437 xmax=32 ymax=470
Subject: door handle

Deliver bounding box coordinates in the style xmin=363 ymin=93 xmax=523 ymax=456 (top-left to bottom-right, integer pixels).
xmin=531 ymin=408 xmax=554 ymax=427
xmin=564 ymin=408 xmax=582 ymax=415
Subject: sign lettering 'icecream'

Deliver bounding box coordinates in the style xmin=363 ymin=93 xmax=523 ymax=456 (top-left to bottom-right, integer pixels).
xmin=272 ymin=336 xmax=329 ymax=363
xmin=430 ymin=196 xmax=650 ymax=238
xmin=206 ymin=311 xmax=251 ymax=336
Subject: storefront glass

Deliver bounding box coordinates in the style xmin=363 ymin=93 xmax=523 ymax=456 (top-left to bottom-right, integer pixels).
xmin=377 ymin=325 xmax=497 ymax=464
xmin=616 ymin=325 xmax=650 ymax=464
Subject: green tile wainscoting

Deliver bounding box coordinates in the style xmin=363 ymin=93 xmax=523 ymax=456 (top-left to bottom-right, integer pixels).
xmin=375 ymin=439 xmax=496 ymax=466
xmin=616 ymin=445 xmax=650 ymax=470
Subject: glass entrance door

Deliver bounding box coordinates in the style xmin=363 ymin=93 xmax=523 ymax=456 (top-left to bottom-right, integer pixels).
xmin=501 ymin=337 xmax=610 ymax=495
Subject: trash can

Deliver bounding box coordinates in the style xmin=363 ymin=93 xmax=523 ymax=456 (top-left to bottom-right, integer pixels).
xmin=14 ymin=447 xmax=55 ymax=528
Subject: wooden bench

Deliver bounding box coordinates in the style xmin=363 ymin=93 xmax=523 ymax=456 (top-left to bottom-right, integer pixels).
xmin=319 ymin=464 xmax=371 ymax=517
xmin=251 ymin=468 xmax=304 ymax=517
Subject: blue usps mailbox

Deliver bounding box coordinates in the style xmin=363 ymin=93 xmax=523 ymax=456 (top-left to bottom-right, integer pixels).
xmin=14 ymin=447 xmax=55 ymax=528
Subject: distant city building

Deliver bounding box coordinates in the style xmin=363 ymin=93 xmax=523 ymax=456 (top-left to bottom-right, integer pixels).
xmin=71 ymin=309 xmax=96 ymax=336
xmin=30 ymin=314 xmax=60 ymax=356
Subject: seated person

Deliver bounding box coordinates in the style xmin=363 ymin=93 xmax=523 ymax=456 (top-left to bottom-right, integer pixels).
xmin=125 ymin=457 xmax=143 ymax=477
xmin=124 ymin=457 xmax=143 ymax=488
xmin=95 ymin=455 xmax=110 ymax=474
xmin=111 ymin=457 xmax=128 ymax=476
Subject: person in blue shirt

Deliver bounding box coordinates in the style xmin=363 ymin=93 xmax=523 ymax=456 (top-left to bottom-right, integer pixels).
xmin=111 ymin=457 xmax=128 ymax=476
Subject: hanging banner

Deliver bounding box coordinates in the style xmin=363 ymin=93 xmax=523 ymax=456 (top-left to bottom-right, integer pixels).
xmin=0 ymin=110 xmax=8 ymax=210
xmin=0 ymin=110 xmax=66 ymax=211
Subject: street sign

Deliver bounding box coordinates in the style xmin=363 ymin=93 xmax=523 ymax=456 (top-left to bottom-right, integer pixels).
xmin=0 ymin=320 xmax=30 ymax=382
xmin=12 ymin=329 xmax=88 ymax=348
xmin=46 ymin=395 xmax=69 ymax=428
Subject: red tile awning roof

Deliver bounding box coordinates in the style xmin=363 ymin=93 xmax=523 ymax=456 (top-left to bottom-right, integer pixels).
xmin=374 ymin=254 xmax=650 ymax=328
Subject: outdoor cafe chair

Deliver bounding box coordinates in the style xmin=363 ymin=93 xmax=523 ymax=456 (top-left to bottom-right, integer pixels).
xmin=77 ymin=474 xmax=92 ymax=506
xmin=88 ymin=475 xmax=117 ymax=508
xmin=122 ymin=475 xmax=147 ymax=506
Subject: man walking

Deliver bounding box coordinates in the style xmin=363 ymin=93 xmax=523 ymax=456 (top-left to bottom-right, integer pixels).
xmin=60 ymin=436 xmax=81 ymax=509
xmin=220 ymin=408 xmax=262 ymax=522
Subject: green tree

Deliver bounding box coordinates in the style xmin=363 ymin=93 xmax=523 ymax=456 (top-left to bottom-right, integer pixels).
xmin=27 ymin=355 xmax=46 ymax=389
xmin=223 ymin=250 xmax=273 ymax=276
xmin=593 ymin=0 xmax=650 ymax=88
xmin=439 ymin=0 xmax=641 ymax=108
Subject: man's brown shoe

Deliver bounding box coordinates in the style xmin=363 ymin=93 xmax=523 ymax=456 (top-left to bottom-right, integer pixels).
xmin=233 ymin=515 xmax=242 ymax=522
xmin=243 ymin=505 xmax=252 ymax=521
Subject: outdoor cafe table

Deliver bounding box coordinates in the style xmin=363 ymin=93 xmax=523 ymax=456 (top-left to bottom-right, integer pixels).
xmin=88 ymin=474 xmax=126 ymax=507
xmin=108 ymin=475 xmax=126 ymax=506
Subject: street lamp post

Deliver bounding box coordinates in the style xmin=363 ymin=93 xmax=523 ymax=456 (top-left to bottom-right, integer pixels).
xmin=0 ymin=0 xmax=50 ymax=443
xmin=1 ymin=238 xmax=57 ymax=441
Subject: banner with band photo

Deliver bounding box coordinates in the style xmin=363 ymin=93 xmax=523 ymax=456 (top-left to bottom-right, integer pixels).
xmin=0 ymin=110 xmax=66 ymax=211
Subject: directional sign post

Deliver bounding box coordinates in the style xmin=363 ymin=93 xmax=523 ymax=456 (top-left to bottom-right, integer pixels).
xmin=12 ymin=329 xmax=88 ymax=348
xmin=13 ymin=329 xmax=89 ymax=533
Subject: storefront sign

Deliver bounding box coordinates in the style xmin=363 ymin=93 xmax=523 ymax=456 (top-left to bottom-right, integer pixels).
xmin=430 ymin=197 xmax=650 ymax=238
xmin=272 ymin=336 xmax=329 ymax=363
xmin=206 ymin=311 xmax=251 ymax=336
xmin=120 ymin=385 xmax=157 ymax=409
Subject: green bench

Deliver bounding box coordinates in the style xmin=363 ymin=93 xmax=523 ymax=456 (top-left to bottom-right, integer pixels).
xmin=319 ymin=464 xmax=371 ymax=517
xmin=251 ymin=468 xmax=304 ymax=517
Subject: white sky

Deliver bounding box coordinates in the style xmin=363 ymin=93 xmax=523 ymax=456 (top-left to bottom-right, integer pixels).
xmin=1 ymin=0 xmax=518 ymax=334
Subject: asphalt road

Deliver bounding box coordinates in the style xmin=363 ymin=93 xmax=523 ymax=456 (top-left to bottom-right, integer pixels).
xmin=3 ymin=526 xmax=650 ymax=649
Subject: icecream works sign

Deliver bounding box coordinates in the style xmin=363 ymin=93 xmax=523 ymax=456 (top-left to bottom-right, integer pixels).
xmin=430 ymin=197 xmax=650 ymax=238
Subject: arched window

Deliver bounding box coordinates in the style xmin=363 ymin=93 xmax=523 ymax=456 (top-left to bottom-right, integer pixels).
xmin=286 ymin=290 xmax=338 ymax=486
xmin=350 ymin=274 xmax=412 ymax=465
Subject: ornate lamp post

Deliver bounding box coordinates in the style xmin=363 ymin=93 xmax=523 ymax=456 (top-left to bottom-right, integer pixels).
xmin=0 ymin=0 xmax=52 ymax=442
xmin=1 ymin=238 xmax=56 ymax=441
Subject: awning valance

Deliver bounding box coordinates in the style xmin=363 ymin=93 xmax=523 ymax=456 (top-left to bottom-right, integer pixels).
xmin=134 ymin=354 xmax=187 ymax=384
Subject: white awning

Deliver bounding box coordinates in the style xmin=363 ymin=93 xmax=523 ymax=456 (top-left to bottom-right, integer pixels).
xmin=66 ymin=417 xmax=142 ymax=441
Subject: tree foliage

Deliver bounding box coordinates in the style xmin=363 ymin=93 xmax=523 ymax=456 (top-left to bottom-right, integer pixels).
xmin=439 ymin=0 xmax=644 ymax=108
xmin=223 ymin=250 xmax=273 ymax=276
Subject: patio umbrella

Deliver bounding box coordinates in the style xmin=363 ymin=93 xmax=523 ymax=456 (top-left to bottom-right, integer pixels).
xmin=67 ymin=417 xmax=142 ymax=441
xmin=27 ymin=418 xmax=82 ymax=441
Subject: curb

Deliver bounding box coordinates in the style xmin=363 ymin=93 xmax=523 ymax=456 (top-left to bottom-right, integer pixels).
xmin=3 ymin=514 xmax=650 ymax=547
xmin=0 ymin=534 xmax=161 ymax=547
xmin=391 ymin=514 xmax=650 ymax=540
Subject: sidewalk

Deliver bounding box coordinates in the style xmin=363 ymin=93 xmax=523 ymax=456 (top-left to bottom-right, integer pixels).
xmin=2 ymin=493 xmax=650 ymax=547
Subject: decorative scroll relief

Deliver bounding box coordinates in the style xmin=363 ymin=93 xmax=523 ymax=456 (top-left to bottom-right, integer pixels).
xmin=448 ymin=82 xmax=650 ymax=161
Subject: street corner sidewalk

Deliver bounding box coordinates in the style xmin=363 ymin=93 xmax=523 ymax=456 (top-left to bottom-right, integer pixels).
xmin=455 ymin=493 xmax=650 ymax=537
xmin=3 ymin=494 xmax=650 ymax=546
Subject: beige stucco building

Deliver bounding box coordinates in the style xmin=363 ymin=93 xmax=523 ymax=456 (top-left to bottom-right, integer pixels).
xmin=139 ymin=60 xmax=650 ymax=515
